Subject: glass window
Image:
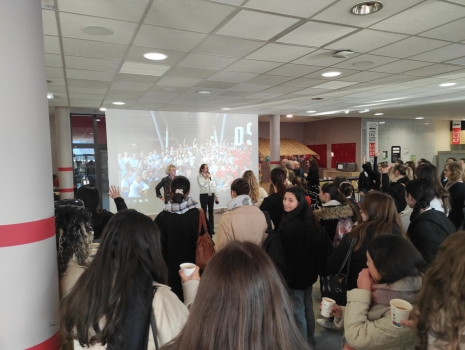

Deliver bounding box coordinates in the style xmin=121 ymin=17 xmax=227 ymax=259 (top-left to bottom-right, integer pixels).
xmin=71 ymin=115 xmax=94 ymax=144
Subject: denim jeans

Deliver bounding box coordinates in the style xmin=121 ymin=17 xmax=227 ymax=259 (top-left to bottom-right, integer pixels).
xmin=289 ymin=286 xmax=315 ymax=347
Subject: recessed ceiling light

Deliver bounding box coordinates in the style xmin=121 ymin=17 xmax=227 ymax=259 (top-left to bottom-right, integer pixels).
xmin=350 ymin=1 xmax=384 ymax=15
xmin=322 ymin=71 xmax=342 ymax=77
xmin=197 ymin=90 xmax=211 ymax=94
xmin=82 ymin=25 xmax=113 ymax=36
xmin=306 ymin=110 xmax=317 ymax=113
xmin=221 ymin=108 xmax=231 ymax=110
xmin=99 ymin=108 xmax=106 ymax=111
xmin=415 ymin=117 xmax=424 ymax=120
xmin=345 ymin=110 xmax=349 ymax=114
xmin=112 ymin=102 xmax=125 ymax=105
xmin=47 ymin=93 xmax=54 ymax=99
xmin=286 ymin=114 xmax=293 ymax=118
xmin=439 ymin=82 xmax=456 ymax=87
xmin=379 ymin=122 xmax=385 ymax=124
xmin=372 ymin=97 xmax=405 ymax=103
xmin=359 ymin=109 xmax=370 ymax=113
xmin=374 ymin=113 xmax=384 ymax=115
xmin=162 ymin=87 xmax=177 ymax=92
xmin=353 ymin=60 xmax=376 ymax=67
xmin=144 ymin=53 xmax=168 ymax=61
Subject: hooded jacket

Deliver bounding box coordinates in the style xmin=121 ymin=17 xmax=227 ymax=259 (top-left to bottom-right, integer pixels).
xmin=407 ymin=208 xmax=456 ymax=264
xmin=381 ymin=174 xmax=409 ymax=213
xmin=359 ymin=163 xmax=376 ymax=191
xmin=313 ymin=203 xmax=354 ymax=243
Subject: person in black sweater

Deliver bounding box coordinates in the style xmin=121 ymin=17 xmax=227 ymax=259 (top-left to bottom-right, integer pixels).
xmin=406 ymin=178 xmax=456 ymax=264
xmin=381 ymin=163 xmax=409 ymax=213
xmin=444 ymin=161 xmax=465 ymax=230
xmin=260 ymin=167 xmax=286 ymax=229
xmin=279 ymin=186 xmax=326 ymax=348
xmin=75 ymin=185 xmax=127 ymax=241
xmin=304 ymin=158 xmax=320 ymax=207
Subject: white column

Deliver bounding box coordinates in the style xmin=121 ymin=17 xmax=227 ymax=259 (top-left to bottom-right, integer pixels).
xmin=55 ymin=107 xmax=74 ymax=199
xmin=270 ymin=115 xmax=281 ymax=169
xmin=0 ymin=1 xmax=59 ymax=349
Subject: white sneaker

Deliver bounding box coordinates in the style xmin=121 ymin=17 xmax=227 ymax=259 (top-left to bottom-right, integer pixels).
xmin=316 ymin=318 xmax=342 ymax=330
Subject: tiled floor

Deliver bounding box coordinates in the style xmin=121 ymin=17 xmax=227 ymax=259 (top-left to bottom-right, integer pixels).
xmin=211 ymin=210 xmax=344 ymax=350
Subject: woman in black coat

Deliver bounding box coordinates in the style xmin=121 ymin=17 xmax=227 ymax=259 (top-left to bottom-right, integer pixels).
xmin=444 ymin=161 xmax=465 ymax=230
xmin=260 ymin=167 xmax=287 ymax=229
xmin=381 ymin=163 xmax=409 ymax=213
xmin=154 ymin=176 xmax=199 ymax=301
xmin=305 ymin=158 xmax=320 ymax=207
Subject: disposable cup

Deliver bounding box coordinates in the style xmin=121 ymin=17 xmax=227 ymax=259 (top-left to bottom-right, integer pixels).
xmin=321 ymin=297 xmax=336 ymax=318
xmin=328 ymin=177 xmax=332 ymax=180
xmin=324 ymin=177 xmax=327 ymax=180
xmin=180 ymin=263 xmax=196 ymax=277
xmin=390 ymin=299 xmax=412 ymax=328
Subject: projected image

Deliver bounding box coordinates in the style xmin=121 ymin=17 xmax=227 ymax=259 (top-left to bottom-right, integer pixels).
xmin=106 ymin=110 xmax=258 ymax=215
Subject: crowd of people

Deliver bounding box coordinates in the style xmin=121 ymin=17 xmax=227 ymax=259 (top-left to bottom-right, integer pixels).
xmin=53 ymin=153 xmax=465 ymax=350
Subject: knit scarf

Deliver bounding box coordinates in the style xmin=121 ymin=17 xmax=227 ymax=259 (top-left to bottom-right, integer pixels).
xmin=371 ymin=276 xmax=422 ymax=306
xmin=227 ymin=194 xmax=253 ymax=211
xmin=163 ymin=197 xmax=198 ymax=214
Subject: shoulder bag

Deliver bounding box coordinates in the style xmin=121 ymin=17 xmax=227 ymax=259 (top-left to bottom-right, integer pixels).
xmin=195 ymin=208 xmax=215 ymax=270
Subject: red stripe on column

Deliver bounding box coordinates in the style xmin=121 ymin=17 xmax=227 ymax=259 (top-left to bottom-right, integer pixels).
xmin=59 ymin=188 xmax=74 ymax=193
xmin=58 ymin=167 xmax=73 ymax=171
xmin=27 ymin=333 xmax=60 ymax=350
xmin=0 ymin=217 xmax=55 ymax=248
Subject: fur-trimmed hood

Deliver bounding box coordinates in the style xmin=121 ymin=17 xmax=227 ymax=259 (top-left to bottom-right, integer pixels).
xmin=313 ymin=204 xmax=354 ymax=221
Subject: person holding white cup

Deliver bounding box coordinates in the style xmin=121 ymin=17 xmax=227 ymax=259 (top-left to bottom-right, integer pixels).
xmin=323 ymin=235 xmax=425 ymax=350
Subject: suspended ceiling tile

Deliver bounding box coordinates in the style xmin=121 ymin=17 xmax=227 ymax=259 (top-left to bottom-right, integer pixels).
xmin=68 ymin=86 xmax=108 ymax=94
xmin=206 ymin=71 xmax=258 ymax=82
xmin=155 ymin=76 xmax=203 ymax=87
xmin=42 ymin=9 xmax=58 ymax=36
xmin=134 ymin=25 xmax=208 ymax=51
xmin=419 ymin=18 xmax=465 ymax=42
xmin=217 ymin=10 xmax=300 ymax=41
xmin=43 ymin=35 xmax=61 ymax=54
xmin=119 ymin=62 xmax=171 ymax=76
xmin=45 ymin=67 xmax=64 ymax=78
xmin=368 ymin=75 xmax=422 ymax=84
xmin=45 ymin=54 xmax=63 ymax=68
xmin=115 ymin=73 xmax=161 ymax=84
xmin=129 ymin=103 xmax=163 ymax=110
xmin=244 ymin=0 xmax=336 ymax=18
xmin=341 ymin=71 xmax=392 ymax=83
xmin=281 ymin=77 xmax=327 ymax=88
xmin=246 ymin=74 xmax=295 ymax=85
xmin=229 ymin=83 xmax=273 ymax=92
xmin=194 ymin=35 xmax=265 ymax=57
xmin=246 ymin=43 xmax=315 ymax=63
xmin=195 ymin=80 xmax=239 ymax=89
xmin=178 ymin=53 xmax=238 ymax=70
xmin=66 ymin=68 xmax=114 ymax=81
xmin=434 ymin=69 xmax=465 ymax=80
xmin=125 ymin=46 xmax=187 ymax=66
xmin=138 ymin=91 xmax=180 ymax=103
xmin=65 ymin=56 xmax=121 ymax=72
xmin=371 ymin=1 xmax=465 ymax=35
xmin=62 ymin=38 xmax=128 ymax=60
xmin=310 ymin=81 xmax=359 ymax=89
xmin=57 ymin=0 xmax=149 ymax=22
xmin=150 ymin=86 xmax=189 ymax=93
xmin=370 ymin=37 xmax=450 ymax=59
xmin=225 ymin=59 xmax=282 ymax=74
xmin=111 ymin=81 xmax=153 ymax=92
xmin=59 ymin=12 xmax=138 ymax=44
xmin=218 ymin=90 xmax=251 ymax=97
xmin=277 ymin=21 xmax=357 ymax=47
xmin=67 ymin=79 xmax=110 ymax=88
xmin=106 ymin=90 xmax=145 ymax=97
xmin=409 ymin=44 xmax=465 ymax=63
xmin=291 ymin=49 xmax=356 ymax=67
xmin=369 ymin=60 xmax=434 ymax=74
xmin=284 ymin=87 xmax=330 ymax=96
xmin=70 ymin=99 xmax=102 ymax=107
xmin=145 ymin=0 xmax=236 ymax=33
xmin=313 ymin=0 xmax=424 ymax=27
xmin=158 ymin=104 xmax=189 ymax=111
xmin=446 ymin=56 xmax=465 ymax=66
xmin=69 ymin=93 xmax=105 ymax=100
xmin=47 ymin=78 xmax=66 ymax=86
xmin=325 ymin=29 xmax=408 ymax=53
xmin=210 ymin=0 xmax=244 ymax=6
xmin=305 ymin=67 xmax=359 ymax=80
xmin=165 ymin=67 xmax=218 ymax=79
xmin=182 ymin=87 xmax=226 ymax=95
xmin=332 ymin=54 xmax=399 ymax=70
xmin=262 ymin=85 xmax=305 ymax=94
xmin=402 ymin=63 xmax=464 ymax=77
xmin=246 ymin=92 xmax=284 ymax=99
xmin=266 ymin=64 xmax=322 ymax=77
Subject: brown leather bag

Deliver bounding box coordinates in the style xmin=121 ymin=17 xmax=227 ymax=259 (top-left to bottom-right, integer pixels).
xmin=196 ymin=208 xmax=215 ymax=270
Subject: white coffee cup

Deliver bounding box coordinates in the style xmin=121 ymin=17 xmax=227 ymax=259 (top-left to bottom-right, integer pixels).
xmin=321 ymin=297 xmax=336 ymax=318
xmin=328 ymin=177 xmax=332 ymax=180
xmin=180 ymin=263 xmax=196 ymax=277
xmin=390 ymin=299 xmax=412 ymax=328
xmin=324 ymin=177 xmax=327 ymax=180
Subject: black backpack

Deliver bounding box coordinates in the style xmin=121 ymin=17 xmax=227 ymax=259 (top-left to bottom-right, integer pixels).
xmin=262 ymin=211 xmax=292 ymax=283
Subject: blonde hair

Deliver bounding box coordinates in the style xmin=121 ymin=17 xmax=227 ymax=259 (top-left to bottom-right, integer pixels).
xmin=165 ymin=164 xmax=175 ymax=175
xmin=446 ymin=161 xmax=463 ymax=182
xmin=242 ymin=170 xmax=260 ymax=203
xmin=405 ymin=166 xmax=414 ymax=180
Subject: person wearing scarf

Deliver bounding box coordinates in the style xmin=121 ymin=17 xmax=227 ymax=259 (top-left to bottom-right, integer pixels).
xmin=216 ymin=178 xmax=267 ymax=250
xmin=444 ymin=161 xmax=465 ymax=230
xmin=155 ymin=176 xmax=200 ymax=301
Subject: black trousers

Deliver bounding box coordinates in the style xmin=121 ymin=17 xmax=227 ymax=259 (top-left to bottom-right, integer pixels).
xmin=199 ymin=193 xmax=215 ymax=234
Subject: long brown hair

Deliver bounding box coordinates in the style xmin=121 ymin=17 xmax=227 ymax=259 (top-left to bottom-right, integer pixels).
xmin=270 ymin=168 xmax=287 ymax=198
xmin=349 ymin=192 xmax=406 ymax=251
xmin=161 ymin=241 xmax=311 ymax=350
xmin=415 ymin=163 xmax=450 ymax=213
xmin=60 ymin=210 xmax=168 ymax=347
xmin=242 ymin=170 xmax=260 ymax=203
xmin=415 ymin=232 xmax=465 ymax=349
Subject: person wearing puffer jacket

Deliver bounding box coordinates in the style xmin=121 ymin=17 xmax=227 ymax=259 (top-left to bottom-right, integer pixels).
xmin=327 ymin=235 xmax=426 ymax=350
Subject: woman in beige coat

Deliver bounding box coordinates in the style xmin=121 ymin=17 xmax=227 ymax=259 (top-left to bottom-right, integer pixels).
xmin=327 ymin=235 xmax=425 ymax=350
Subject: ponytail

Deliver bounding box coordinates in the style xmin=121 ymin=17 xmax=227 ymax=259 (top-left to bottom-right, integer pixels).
xmin=270 ymin=168 xmax=287 ymax=198
xmin=170 ymin=176 xmax=190 ymax=204
xmin=405 ymin=178 xmax=435 ymax=221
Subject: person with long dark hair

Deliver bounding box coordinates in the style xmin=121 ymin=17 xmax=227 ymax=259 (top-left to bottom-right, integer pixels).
xmin=444 ymin=161 xmax=465 ymax=230
xmin=161 ymin=241 xmax=311 ymax=350
xmin=75 ymin=185 xmax=127 ymax=241
xmin=381 ymin=163 xmax=409 ymax=213
xmin=328 ymin=235 xmax=425 ymax=349
xmin=60 ymin=209 xmax=199 ymax=349
xmin=415 ymin=163 xmax=450 ymax=214
xmin=279 ymin=187 xmax=326 ymax=348
xmin=260 ymin=167 xmax=287 ymax=228
xmin=197 ymin=163 xmax=218 ymax=234
xmin=155 ymin=176 xmax=201 ymax=301
xmin=305 ymin=158 xmax=320 ymax=207
xmin=405 ymin=178 xmax=455 ymax=264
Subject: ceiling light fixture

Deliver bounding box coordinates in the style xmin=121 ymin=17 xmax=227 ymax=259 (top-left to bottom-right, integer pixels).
xmin=306 ymin=110 xmax=317 ymax=113
xmin=332 ymin=50 xmax=355 ymax=58
xmin=415 ymin=117 xmax=424 ymax=120
xmin=315 ymin=110 xmax=342 ymax=115
xmin=144 ymin=53 xmax=168 ymax=61
xmin=112 ymin=102 xmax=125 ymax=105
xmin=374 ymin=113 xmax=384 ymax=115
xmin=286 ymin=114 xmax=293 ymax=118
xmin=47 ymin=93 xmax=54 ymax=99
xmin=439 ymin=82 xmax=456 ymax=87
xmin=424 ymin=123 xmax=430 ymax=125
xmin=82 ymin=25 xmax=114 ymax=36
xmin=322 ymin=71 xmax=342 ymax=77
xmin=345 ymin=110 xmax=349 ymax=114
xmin=350 ymin=1 xmax=384 ymax=15
xmin=197 ymin=90 xmax=211 ymax=94
xmin=99 ymin=108 xmax=106 ymax=111
xmin=221 ymin=108 xmax=231 ymax=110
xmin=379 ymin=121 xmax=385 ymax=124
xmin=353 ymin=60 xmax=376 ymax=67
xmin=372 ymin=97 xmax=405 ymax=103
xmin=358 ymin=109 xmax=370 ymax=113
